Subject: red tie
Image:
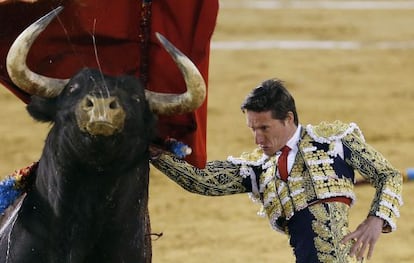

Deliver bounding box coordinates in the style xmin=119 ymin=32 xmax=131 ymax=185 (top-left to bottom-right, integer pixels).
xmin=278 ymin=146 xmax=291 ymax=181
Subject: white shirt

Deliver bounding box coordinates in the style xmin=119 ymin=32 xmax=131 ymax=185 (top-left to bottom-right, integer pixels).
xmin=276 ymin=124 xmax=301 ymax=176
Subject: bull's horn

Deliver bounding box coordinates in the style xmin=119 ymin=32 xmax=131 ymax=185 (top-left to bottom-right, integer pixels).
xmin=6 ymin=6 xmax=69 ymax=98
xmin=145 ymin=33 xmax=206 ymax=116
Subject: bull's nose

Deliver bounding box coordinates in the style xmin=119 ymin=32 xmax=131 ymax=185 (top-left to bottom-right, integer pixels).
xmin=84 ymin=95 xmax=120 ymax=111
xmin=76 ymin=95 xmax=126 ymax=136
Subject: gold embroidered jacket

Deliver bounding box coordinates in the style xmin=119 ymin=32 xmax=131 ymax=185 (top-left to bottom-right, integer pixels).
xmin=151 ymin=121 xmax=403 ymax=233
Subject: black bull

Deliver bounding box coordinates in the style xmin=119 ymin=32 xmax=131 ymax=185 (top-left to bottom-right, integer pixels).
xmin=0 ymin=7 xmax=206 ymax=263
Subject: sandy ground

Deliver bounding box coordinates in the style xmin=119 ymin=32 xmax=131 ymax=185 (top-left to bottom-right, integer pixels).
xmin=1 ymin=1 xmax=413 ymax=262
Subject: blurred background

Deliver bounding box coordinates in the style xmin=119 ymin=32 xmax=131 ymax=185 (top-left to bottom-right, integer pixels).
xmin=1 ymin=0 xmax=413 ymax=262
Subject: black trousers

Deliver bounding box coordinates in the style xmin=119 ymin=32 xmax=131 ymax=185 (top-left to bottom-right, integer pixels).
xmin=288 ymin=207 xmax=320 ymax=263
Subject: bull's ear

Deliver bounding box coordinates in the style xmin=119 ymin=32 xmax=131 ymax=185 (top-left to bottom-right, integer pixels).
xmin=26 ymin=95 xmax=57 ymax=123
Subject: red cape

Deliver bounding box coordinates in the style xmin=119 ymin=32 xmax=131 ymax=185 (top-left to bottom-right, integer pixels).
xmin=0 ymin=0 xmax=219 ymax=168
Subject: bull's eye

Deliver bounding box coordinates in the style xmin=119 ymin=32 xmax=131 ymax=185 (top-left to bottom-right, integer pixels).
xmin=132 ymin=94 xmax=141 ymax=103
xmin=69 ymin=83 xmax=80 ymax=94
xmin=109 ymin=101 xmax=119 ymax=109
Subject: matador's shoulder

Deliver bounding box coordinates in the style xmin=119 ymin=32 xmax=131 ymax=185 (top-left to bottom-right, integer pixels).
xmin=305 ymin=120 xmax=365 ymax=143
xmin=227 ymin=148 xmax=269 ymax=166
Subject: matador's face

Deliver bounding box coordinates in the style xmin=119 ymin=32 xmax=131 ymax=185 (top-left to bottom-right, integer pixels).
xmin=245 ymin=110 xmax=296 ymax=156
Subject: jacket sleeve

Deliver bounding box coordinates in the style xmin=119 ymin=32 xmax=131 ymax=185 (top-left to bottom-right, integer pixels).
xmin=150 ymin=153 xmax=251 ymax=196
xmin=342 ymin=130 xmax=403 ymax=232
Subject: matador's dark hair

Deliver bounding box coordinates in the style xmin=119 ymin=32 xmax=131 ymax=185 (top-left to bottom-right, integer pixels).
xmin=240 ymin=78 xmax=299 ymax=125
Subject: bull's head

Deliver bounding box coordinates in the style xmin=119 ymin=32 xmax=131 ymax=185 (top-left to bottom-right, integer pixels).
xmin=6 ymin=6 xmax=206 ymax=138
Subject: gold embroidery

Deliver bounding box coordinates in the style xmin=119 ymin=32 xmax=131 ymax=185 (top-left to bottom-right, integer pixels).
xmin=309 ymin=203 xmax=357 ymax=263
xmin=152 ymin=154 xmax=247 ymax=196
xmin=342 ymin=131 xmax=403 ymax=232
xmin=307 ymin=121 xmax=364 ymax=143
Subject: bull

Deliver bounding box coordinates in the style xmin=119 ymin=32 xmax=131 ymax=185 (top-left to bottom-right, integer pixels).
xmin=0 ymin=7 xmax=205 ymax=263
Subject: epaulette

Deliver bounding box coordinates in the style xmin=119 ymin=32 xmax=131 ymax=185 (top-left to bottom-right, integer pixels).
xmin=227 ymin=148 xmax=268 ymax=166
xmin=305 ymin=120 xmax=365 ymax=144
xmin=227 ymin=148 xmax=270 ymax=180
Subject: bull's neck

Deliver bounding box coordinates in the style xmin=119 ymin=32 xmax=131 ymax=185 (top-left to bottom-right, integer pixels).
xmin=35 ymin=150 xmax=148 ymax=217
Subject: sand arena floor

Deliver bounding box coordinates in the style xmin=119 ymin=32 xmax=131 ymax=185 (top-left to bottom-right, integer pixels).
xmin=0 ymin=1 xmax=413 ymax=262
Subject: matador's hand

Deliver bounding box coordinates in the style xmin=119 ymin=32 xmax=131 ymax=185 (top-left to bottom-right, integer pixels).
xmin=149 ymin=145 xmax=164 ymax=161
xmin=341 ymin=216 xmax=384 ymax=261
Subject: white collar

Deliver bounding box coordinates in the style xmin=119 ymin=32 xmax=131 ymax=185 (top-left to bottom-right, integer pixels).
xmin=285 ymin=124 xmax=301 ymax=152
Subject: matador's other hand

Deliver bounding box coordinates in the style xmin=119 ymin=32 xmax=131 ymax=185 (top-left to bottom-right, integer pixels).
xmin=341 ymin=216 xmax=384 ymax=261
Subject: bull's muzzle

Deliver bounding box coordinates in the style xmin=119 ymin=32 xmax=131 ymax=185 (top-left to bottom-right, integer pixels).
xmin=76 ymin=95 xmax=126 ymax=136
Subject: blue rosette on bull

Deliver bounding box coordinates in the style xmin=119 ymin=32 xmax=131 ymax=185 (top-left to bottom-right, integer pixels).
xmin=0 ymin=162 xmax=38 ymax=215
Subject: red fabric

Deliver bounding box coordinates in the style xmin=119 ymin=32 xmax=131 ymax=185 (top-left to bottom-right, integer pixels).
xmin=0 ymin=0 xmax=219 ymax=168
xmin=312 ymin=197 xmax=352 ymax=206
xmin=278 ymin=146 xmax=291 ymax=181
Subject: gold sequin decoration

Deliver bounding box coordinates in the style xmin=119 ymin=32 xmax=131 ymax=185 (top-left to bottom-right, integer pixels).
xmin=309 ymin=202 xmax=357 ymax=263
xmin=152 ymin=154 xmax=248 ymax=196
xmin=342 ymin=129 xmax=402 ymax=231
